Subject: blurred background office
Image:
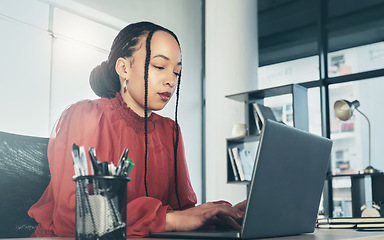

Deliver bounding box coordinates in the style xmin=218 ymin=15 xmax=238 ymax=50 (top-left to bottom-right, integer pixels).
xmin=1 ymin=0 xmax=384 ymax=217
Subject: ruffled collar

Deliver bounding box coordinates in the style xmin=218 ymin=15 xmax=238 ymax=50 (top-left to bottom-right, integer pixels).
xmin=111 ymin=92 xmax=155 ymax=134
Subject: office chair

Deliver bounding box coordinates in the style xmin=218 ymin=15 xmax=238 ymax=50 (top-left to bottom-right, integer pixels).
xmin=0 ymin=131 xmax=50 ymax=238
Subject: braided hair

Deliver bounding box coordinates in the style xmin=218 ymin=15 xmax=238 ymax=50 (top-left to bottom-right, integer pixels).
xmin=90 ymin=22 xmax=182 ymax=210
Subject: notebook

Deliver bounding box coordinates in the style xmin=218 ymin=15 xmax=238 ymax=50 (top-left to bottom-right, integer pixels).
xmin=151 ymin=119 xmax=332 ymax=239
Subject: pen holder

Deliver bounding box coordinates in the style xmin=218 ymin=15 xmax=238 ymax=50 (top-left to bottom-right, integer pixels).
xmin=73 ymin=175 xmax=130 ymax=240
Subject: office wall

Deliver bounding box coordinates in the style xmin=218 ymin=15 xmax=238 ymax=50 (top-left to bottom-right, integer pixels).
xmin=205 ymin=0 xmax=258 ymax=203
xmin=0 ymin=1 xmax=51 ymax=136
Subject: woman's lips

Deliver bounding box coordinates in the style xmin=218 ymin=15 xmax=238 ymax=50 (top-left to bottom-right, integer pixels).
xmin=158 ymin=92 xmax=171 ymax=101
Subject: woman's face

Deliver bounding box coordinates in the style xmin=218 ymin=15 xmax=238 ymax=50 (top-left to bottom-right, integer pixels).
xmin=122 ymin=30 xmax=181 ymax=116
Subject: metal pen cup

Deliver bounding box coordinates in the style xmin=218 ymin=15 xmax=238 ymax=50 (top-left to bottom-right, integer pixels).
xmin=73 ymin=175 xmax=130 ymax=240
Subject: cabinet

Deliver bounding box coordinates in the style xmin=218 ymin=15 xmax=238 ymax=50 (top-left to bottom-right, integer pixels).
xmin=225 ymin=84 xmax=309 ymax=183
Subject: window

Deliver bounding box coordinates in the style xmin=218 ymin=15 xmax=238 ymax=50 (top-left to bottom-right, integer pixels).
xmin=258 ymin=0 xmax=384 ymax=218
xmin=0 ymin=0 xmax=117 ymax=136
xmin=328 ymin=42 xmax=384 ymax=77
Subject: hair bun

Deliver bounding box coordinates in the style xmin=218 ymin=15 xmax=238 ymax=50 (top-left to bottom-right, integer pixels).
xmin=89 ymin=61 xmax=118 ymax=98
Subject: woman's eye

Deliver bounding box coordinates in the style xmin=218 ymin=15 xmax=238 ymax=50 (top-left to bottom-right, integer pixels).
xmin=154 ymin=65 xmax=164 ymax=70
xmin=174 ymin=72 xmax=181 ymax=77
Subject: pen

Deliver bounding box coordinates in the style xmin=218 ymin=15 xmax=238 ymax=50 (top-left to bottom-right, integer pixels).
xmin=120 ymin=158 xmax=134 ymax=176
xmin=121 ymin=148 xmax=129 ymax=161
xmin=99 ymin=162 xmax=109 ymax=175
xmin=89 ymin=147 xmax=102 ymax=175
xmin=116 ymin=148 xmax=129 ymax=176
xmin=71 ymin=144 xmax=88 ymax=176
xmin=71 ymin=144 xmax=81 ymax=176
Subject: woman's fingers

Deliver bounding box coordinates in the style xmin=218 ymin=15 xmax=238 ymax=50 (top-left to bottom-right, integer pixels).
xmin=199 ymin=204 xmax=243 ymax=230
xmin=202 ymin=205 xmax=220 ymax=220
xmin=215 ymin=203 xmax=244 ymax=219
xmin=217 ymin=214 xmax=242 ymax=230
xmin=234 ymin=200 xmax=247 ymax=212
xmin=165 ymin=202 xmax=246 ymax=232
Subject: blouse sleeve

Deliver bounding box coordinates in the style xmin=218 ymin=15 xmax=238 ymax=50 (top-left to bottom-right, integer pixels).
xmin=29 ymin=100 xmax=117 ymax=236
xmin=125 ymin=197 xmax=170 ymax=237
xmin=28 ymin=100 xmax=176 ymax=237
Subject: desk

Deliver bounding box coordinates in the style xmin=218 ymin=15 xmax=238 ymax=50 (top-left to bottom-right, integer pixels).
xmin=258 ymin=229 xmax=384 ymax=239
xmin=2 ymin=229 xmax=384 ymax=240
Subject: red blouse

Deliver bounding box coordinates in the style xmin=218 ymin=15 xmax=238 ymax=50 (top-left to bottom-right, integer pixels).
xmin=28 ymin=93 xmax=197 ymax=237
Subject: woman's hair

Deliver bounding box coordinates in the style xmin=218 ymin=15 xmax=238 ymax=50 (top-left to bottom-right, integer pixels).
xmin=90 ymin=21 xmax=179 ymax=98
xmin=90 ymin=21 xmax=182 ymax=209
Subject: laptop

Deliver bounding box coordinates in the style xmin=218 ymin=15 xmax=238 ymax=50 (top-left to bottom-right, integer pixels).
xmin=151 ymin=119 xmax=332 ymax=239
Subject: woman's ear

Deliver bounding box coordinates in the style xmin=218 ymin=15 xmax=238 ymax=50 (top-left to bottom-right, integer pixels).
xmin=115 ymin=57 xmax=131 ymax=79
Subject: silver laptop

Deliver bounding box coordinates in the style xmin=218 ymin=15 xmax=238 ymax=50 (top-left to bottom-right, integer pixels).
xmin=151 ymin=119 xmax=332 ymax=239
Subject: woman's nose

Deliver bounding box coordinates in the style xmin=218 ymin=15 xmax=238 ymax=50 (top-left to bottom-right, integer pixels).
xmin=164 ymin=73 xmax=177 ymax=87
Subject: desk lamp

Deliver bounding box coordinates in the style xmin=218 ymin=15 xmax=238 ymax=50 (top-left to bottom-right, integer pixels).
xmin=334 ymin=99 xmax=381 ymax=174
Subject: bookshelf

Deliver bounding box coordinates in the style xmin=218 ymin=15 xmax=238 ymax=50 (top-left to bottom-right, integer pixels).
xmin=225 ymin=84 xmax=309 ymax=184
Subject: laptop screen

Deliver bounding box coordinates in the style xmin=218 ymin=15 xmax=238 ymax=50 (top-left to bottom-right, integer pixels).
xmin=242 ymin=120 xmax=332 ymax=239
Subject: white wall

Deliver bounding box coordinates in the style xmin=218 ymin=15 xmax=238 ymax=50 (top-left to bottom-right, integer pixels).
xmin=0 ymin=0 xmax=51 ymax=136
xmin=205 ymin=0 xmax=258 ymax=203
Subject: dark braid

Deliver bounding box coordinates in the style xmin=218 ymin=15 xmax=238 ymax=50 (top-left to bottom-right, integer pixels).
xmin=174 ymin=69 xmax=182 ymax=210
xmin=144 ymin=29 xmax=155 ymax=197
xmin=143 ymin=29 xmax=183 ymax=210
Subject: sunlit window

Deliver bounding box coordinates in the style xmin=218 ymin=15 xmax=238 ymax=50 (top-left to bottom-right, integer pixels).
xmin=0 ymin=1 xmax=117 ymax=136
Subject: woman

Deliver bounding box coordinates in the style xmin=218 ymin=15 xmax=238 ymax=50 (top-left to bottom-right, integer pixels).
xmin=28 ymin=21 xmax=245 ymax=238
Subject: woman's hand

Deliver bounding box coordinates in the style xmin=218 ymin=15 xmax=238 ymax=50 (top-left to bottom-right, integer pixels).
xmin=165 ymin=202 xmax=244 ymax=232
xmin=234 ymin=200 xmax=247 ymax=212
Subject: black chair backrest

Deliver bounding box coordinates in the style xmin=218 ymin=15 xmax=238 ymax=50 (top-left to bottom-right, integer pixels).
xmin=0 ymin=131 xmax=50 ymax=238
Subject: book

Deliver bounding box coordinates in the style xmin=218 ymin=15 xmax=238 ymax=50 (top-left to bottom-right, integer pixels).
xmin=316 ymin=223 xmax=356 ymax=229
xmin=317 ymin=217 xmax=384 ymax=224
xmin=228 ymin=148 xmax=239 ymax=181
xmin=252 ymin=107 xmax=262 ymax=133
xmin=231 ymin=147 xmax=245 ymax=181
xmin=253 ymin=103 xmax=277 ymax=128
xmin=239 ymin=149 xmax=254 ymax=181
xmin=356 ymin=223 xmax=384 ymax=229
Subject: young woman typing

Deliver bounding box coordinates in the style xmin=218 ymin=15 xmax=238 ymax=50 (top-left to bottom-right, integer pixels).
xmin=28 ymin=21 xmax=245 ymax=238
